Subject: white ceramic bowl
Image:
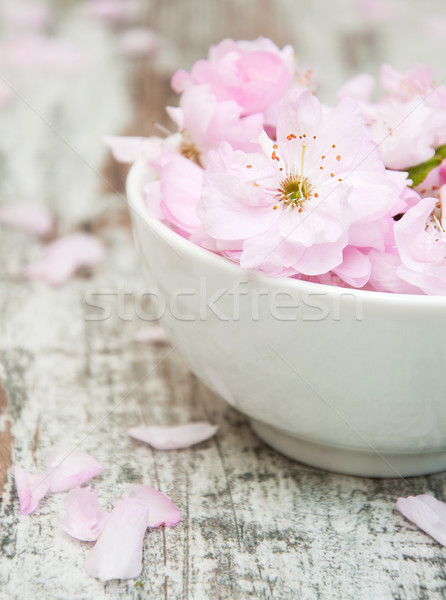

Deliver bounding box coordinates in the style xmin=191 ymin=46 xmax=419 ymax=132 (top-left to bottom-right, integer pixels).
xmin=127 ymin=160 xmax=446 ymax=478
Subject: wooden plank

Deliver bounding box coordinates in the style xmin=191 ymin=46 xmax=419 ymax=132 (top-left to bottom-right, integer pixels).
xmin=0 ymin=382 xmax=14 ymax=496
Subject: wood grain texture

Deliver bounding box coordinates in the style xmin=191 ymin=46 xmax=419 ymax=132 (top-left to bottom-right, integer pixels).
xmin=2 ymin=0 xmax=446 ymax=598
xmin=0 ymin=382 xmax=13 ymax=494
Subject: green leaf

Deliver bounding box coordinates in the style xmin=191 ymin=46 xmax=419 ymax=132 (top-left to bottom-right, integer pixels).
xmin=435 ymin=144 xmax=446 ymax=159
xmin=407 ymin=155 xmax=443 ymax=188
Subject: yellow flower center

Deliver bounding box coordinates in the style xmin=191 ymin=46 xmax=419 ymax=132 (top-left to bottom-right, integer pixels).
xmin=277 ymin=176 xmax=312 ymax=212
xmin=180 ymin=131 xmax=202 ymax=167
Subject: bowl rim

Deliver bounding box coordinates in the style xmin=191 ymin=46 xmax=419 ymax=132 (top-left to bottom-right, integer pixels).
xmin=127 ymin=159 xmax=446 ymax=308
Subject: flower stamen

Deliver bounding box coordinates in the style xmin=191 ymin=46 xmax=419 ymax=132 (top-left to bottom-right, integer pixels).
xmin=301 ymin=144 xmax=306 ymax=177
xmin=180 ymin=132 xmax=202 ymax=166
xmin=426 ymin=203 xmax=446 ymax=243
xmin=277 ymin=175 xmax=312 ymax=210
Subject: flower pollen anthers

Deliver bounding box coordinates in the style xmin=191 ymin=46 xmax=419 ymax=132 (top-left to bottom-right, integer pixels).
xmin=264 ymin=134 xmax=329 ymax=213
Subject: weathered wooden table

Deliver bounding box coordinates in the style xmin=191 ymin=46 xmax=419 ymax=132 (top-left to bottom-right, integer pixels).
xmin=1 ymin=1 xmax=446 ymax=598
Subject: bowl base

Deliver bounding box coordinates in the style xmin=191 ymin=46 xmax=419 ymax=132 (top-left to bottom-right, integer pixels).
xmin=249 ymin=419 xmax=446 ymax=478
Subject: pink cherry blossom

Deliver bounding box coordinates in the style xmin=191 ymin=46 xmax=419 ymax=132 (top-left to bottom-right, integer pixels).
xmin=85 ymin=499 xmax=148 ymax=581
xmin=61 ymin=487 xmax=109 ymax=541
xmin=198 ymin=91 xmax=400 ymax=280
xmin=397 ymin=494 xmax=446 ymax=546
xmin=364 ymin=98 xmax=446 ymax=170
xmin=380 ymin=63 xmax=446 ymax=109
xmin=171 ymin=38 xmax=294 ymax=117
xmin=10 ymin=466 xmax=50 ymax=515
xmin=140 ymin=148 xmax=203 ymax=226
xmin=157 ymin=152 xmax=203 ymax=234
xmin=117 ymin=45 xmax=446 ymax=295
xmin=129 ymin=422 xmax=218 ymax=450
xmin=338 ymin=64 xmax=446 ymax=170
xmin=22 ymin=232 xmax=105 ymax=287
xmin=395 ymin=189 xmax=446 ymax=294
xmin=121 ymin=485 xmax=181 ymax=527
xmin=47 ymin=449 xmax=104 ymax=493
xmin=166 ymin=84 xmax=263 ymax=164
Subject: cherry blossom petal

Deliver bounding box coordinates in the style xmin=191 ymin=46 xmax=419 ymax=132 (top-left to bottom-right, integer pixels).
xmin=104 ymin=135 xmax=158 ymax=163
xmin=347 ymin=219 xmax=388 ymax=252
xmin=171 ymin=38 xmax=294 ymax=116
xmin=368 ymin=248 xmax=422 ymax=294
xmin=380 ymin=63 xmax=437 ymax=102
xmin=397 ymin=266 xmax=446 ymax=296
xmin=175 ymin=85 xmax=264 ymax=157
xmin=61 ymin=487 xmax=109 ymax=541
xmin=104 ymin=134 xmax=181 ymax=164
xmin=332 ymin=246 xmax=371 ymax=288
xmin=47 ymin=449 xmax=103 ymax=493
xmin=394 ymin=195 xmax=446 ymax=294
xmin=10 ymin=466 xmax=50 ymax=515
xmin=397 ymin=494 xmax=446 ymax=546
xmin=160 ymin=153 xmax=203 ymax=233
xmin=0 ymin=203 xmax=54 ymax=237
xmin=336 ymin=73 xmax=375 ymax=103
xmin=171 ymin=69 xmax=191 ymax=93
xmin=121 ymin=485 xmax=181 ymax=527
xmin=85 ymin=500 xmax=148 ymax=581
xmin=116 ymin=28 xmax=159 ymax=57
xmin=199 ymin=144 xmax=277 ymax=240
xmin=134 ymin=325 xmax=170 ymax=345
xmin=240 ymin=228 xmax=306 ymax=277
xmin=129 ymin=423 xmax=218 ymax=450
xmin=22 ymin=232 xmax=105 ymax=287
xmin=293 ymin=237 xmax=347 ymax=276
xmin=366 ymin=99 xmax=446 ymax=170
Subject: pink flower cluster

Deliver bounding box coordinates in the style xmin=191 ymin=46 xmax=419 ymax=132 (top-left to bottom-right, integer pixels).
xmin=107 ymin=38 xmax=446 ymax=295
